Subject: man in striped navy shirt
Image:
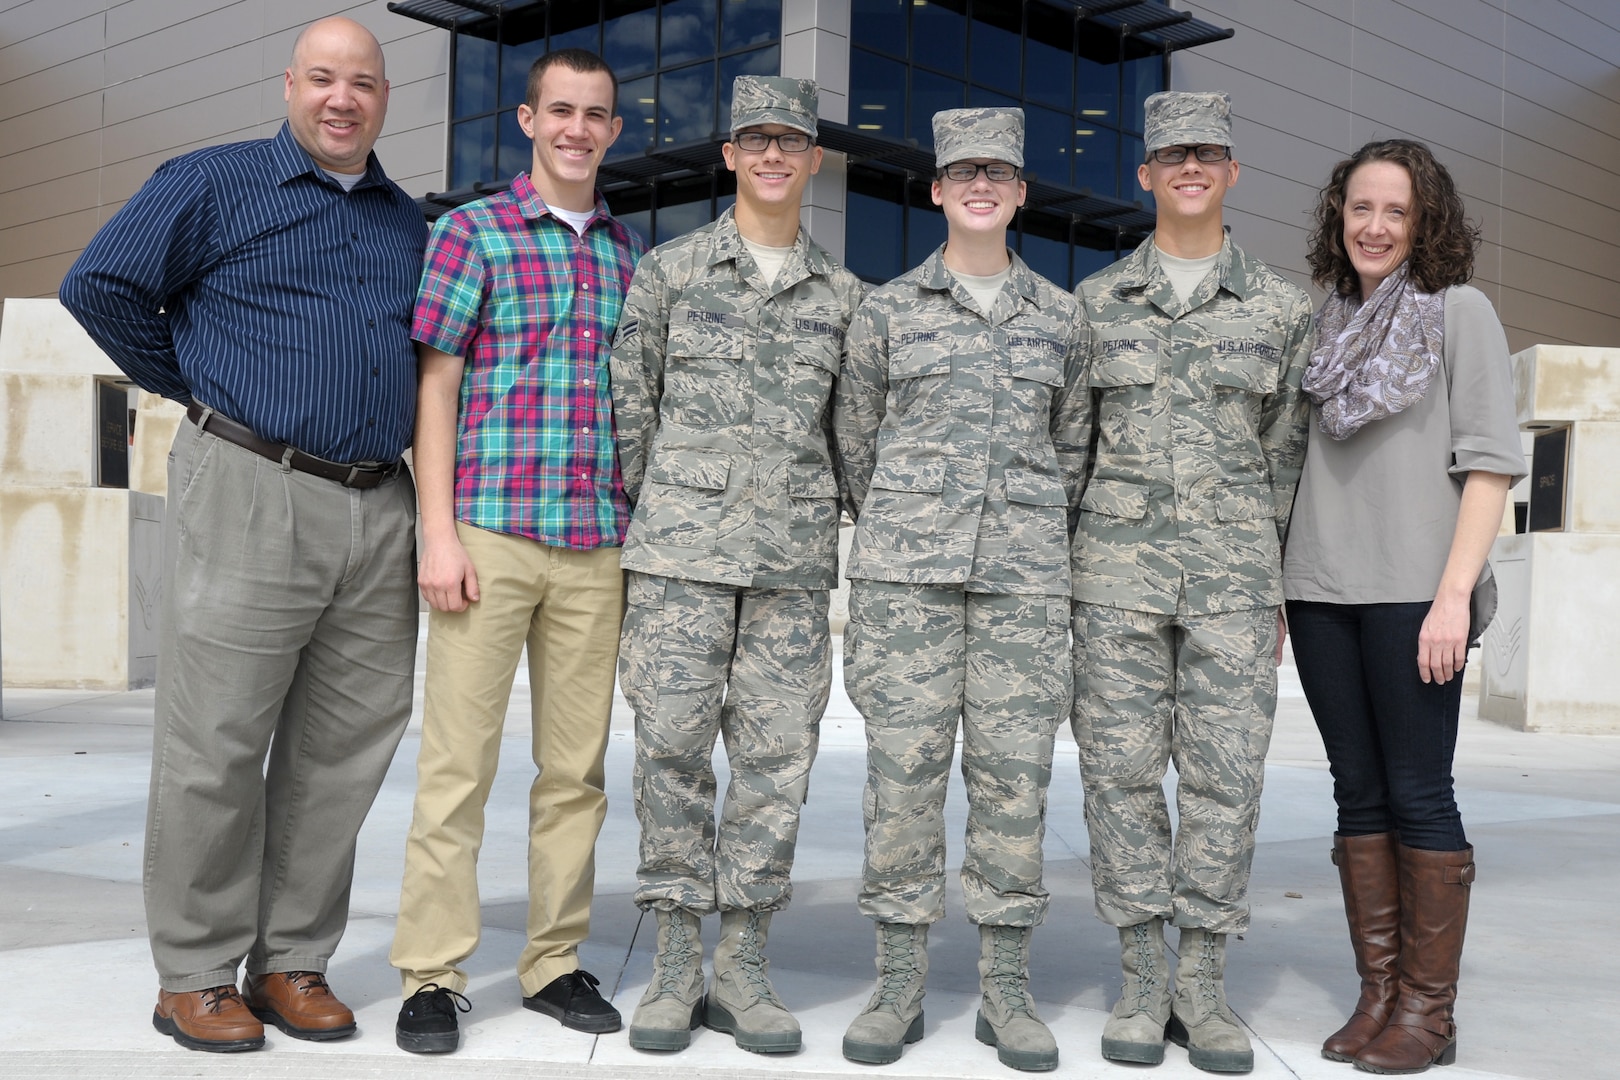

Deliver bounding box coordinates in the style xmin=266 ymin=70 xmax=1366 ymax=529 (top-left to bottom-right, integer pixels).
xmin=59 ymin=16 xmax=427 ymax=1055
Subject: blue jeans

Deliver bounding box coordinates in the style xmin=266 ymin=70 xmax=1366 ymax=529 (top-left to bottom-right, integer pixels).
xmin=1285 ymin=600 xmax=1468 ymax=852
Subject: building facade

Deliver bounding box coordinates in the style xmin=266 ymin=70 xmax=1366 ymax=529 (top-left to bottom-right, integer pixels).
xmin=2 ymin=0 xmax=1618 ymax=352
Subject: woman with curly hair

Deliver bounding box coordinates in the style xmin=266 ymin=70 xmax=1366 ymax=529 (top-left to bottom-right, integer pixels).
xmin=1282 ymin=140 xmax=1526 ymax=1074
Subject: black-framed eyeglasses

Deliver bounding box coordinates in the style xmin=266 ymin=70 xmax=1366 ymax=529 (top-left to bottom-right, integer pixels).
xmin=1148 ymin=144 xmax=1231 ymax=165
xmin=940 ymin=161 xmax=1021 ymax=183
xmin=732 ymin=130 xmax=814 ymax=153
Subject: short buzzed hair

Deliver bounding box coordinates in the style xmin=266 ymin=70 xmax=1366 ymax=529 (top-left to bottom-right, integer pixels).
xmin=526 ymin=48 xmax=619 ymax=115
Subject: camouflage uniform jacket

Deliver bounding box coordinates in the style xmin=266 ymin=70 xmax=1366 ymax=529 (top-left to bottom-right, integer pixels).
xmin=1071 ymin=233 xmax=1313 ymax=615
xmin=834 ymin=246 xmax=1089 ymax=596
xmin=611 ymin=207 xmax=865 ymax=590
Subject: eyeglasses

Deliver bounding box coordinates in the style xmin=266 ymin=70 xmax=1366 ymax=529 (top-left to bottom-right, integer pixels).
xmin=732 ymin=130 xmax=813 ymax=153
xmin=941 ymin=161 xmax=1021 ymax=183
xmin=1148 ymin=145 xmax=1231 ymax=165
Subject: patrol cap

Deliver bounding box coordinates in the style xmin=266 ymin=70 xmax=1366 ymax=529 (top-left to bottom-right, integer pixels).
xmin=730 ymin=75 xmax=818 ymax=138
xmin=1142 ymin=91 xmax=1233 ymax=153
xmin=932 ymin=107 xmax=1024 ymax=169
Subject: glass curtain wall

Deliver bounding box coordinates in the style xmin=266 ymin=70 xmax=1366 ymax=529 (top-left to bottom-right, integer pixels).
xmin=447 ymin=0 xmax=782 ymax=245
xmin=845 ymin=0 xmax=1165 ymax=287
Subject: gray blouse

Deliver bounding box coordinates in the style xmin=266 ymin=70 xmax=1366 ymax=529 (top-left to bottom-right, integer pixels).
xmin=1282 ymin=285 xmax=1528 ymax=605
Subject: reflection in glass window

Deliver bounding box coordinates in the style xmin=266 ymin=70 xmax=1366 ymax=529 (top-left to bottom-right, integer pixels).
xmin=1018 ymin=227 xmax=1071 ymax=291
xmin=455 ymin=35 xmax=498 ymax=118
xmin=971 ymin=0 xmax=1020 ymax=95
xmin=910 ymin=69 xmax=964 ymax=148
xmin=615 ymin=75 xmax=657 ymax=158
xmin=1123 ymin=59 xmax=1159 ymax=134
xmin=498 ymin=110 xmax=530 ymax=179
xmin=661 ymin=0 xmax=717 ymax=68
xmin=1023 ymin=104 xmax=1071 ymax=189
xmin=721 ymin=0 xmax=779 ymax=52
xmin=658 ymin=63 xmax=717 ymax=146
xmin=1073 ymin=125 xmax=1117 ymax=196
xmin=1076 ymin=52 xmax=1117 ymax=127
xmin=1123 ymin=135 xmax=1148 ymax=208
xmin=849 ymin=50 xmax=906 ymax=141
xmin=913 ymin=0 xmax=966 ymax=76
xmin=603 ymin=0 xmax=658 ymax=78
xmin=501 ymin=38 xmax=545 ymax=108
xmin=907 ymin=199 xmax=947 ymax=269
xmin=968 ymin=85 xmax=1018 ymax=110
xmin=846 ymin=169 xmax=906 ymax=283
xmin=452 ymin=116 xmax=496 ymax=189
xmin=850 ymin=0 xmax=907 ymax=59
xmin=1024 ymin=6 xmax=1072 ymax=111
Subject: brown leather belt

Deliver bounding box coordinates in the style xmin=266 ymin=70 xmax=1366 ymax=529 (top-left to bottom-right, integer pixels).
xmin=186 ymin=403 xmax=402 ymax=490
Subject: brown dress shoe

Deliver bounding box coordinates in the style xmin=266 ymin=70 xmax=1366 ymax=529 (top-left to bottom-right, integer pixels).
xmin=243 ymin=970 xmax=357 ymax=1040
xmin=152 ymin=986 xmax=265 ymax=1052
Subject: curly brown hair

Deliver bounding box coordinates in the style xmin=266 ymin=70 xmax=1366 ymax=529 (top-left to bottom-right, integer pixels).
xmin=1307 ymin=139 xmax=1480 ymax=297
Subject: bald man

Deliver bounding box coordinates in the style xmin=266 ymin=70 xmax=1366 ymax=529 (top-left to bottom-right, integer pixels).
xmin=60 ymin=16 xmax=427 ymax=1053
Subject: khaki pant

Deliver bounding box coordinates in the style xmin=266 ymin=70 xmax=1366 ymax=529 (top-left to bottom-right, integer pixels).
xmin=147 ymin=418 xmax=418 ymax=992
xmin=390 ymin=523 xmax=623 ymax=997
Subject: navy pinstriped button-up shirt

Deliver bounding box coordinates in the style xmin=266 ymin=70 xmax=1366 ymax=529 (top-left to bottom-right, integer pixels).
xmin=59 ymin=123 xmax=428 ymax=463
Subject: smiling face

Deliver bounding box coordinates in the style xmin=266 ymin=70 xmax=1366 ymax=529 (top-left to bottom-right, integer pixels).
xmin=518 ymin=65 xmax=622 ymax=212
xmin=1343 ymin=160 xmax=1416 ymax=298
xmin=283 ymin=17 xmax=389 ymax=175
xmin=931 ymin=158 xmax=1026 ymax=239
xmin=1138 ymin=144 xmax=1238 ymax=231
xmin=723 ymin=124 xmax=822 ymax=215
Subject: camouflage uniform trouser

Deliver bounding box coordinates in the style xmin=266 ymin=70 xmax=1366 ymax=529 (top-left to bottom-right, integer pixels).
xmin=620 ymin=571 xmax=831 ymax=914
xmin=845 ymin=582 xmax=1071 ymax=927
xmin=1070 ymin=601 xmax=1279 ymax=934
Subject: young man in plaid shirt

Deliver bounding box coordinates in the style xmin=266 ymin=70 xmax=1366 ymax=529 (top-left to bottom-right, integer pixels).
xmin=388 ymin=49 xmax=646 ymax=1054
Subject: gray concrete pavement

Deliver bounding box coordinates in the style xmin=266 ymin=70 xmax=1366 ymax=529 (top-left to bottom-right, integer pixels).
xmin=2 ymin=621 xmax=1616 ymax=1080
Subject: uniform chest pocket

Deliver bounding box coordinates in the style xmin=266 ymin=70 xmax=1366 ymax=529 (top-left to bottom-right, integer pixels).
xmin=1091 ymin=350 xmax=1157 ymax=388
xmin=1208 ymin=354 xmax=1278 ymax=395
xmin=790 ymin=306 xmax=846 ymax=374
xmin=891 ymin=341 xmax=953 ymax=381
xmin=668 ymin=308 xmax=746 ymax=361
xmin=1007 ymin=340 xmax=1065 ymax=388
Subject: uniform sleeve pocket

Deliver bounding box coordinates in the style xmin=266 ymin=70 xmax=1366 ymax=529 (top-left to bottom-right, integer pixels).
xmin=788 ymin=463 xmax=838 ymax=498
xmin=1215 ymin=483 xmax=1276 ymax=521
xmin=1209 ymin=356 xmax=1278 ymax=394
xmin=1005 ymin=468 xmax=1068 ymax=506
xmin=647 ymin=448 xmax=731 ymax=491
xmin=1080 ymin=478 xmax=1149 ymax=520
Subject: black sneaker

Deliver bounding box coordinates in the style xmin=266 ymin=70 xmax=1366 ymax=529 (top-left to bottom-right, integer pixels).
xmin=396 ymin=984 xmax=471 ymax=1054
xmin=522 ymin=969 xmax=622 ymax=1033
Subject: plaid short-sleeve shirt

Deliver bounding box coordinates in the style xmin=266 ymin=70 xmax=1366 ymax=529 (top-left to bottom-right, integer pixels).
xmin=412 ymin=172 xmax=646 ymax=548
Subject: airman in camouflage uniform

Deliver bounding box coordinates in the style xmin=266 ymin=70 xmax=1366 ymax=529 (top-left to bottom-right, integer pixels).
xmin=834 ymin=107 xmax=1089 ymax=1072
xmin=1069 ymin=91 xmax=1314 ymax=1073
xmin=610 ymin=75 xmax=864 ymax=1055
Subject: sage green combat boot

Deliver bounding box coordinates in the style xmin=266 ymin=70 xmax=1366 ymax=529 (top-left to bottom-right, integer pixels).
xmin=974 ymin=924 xmax=1059 ymax=1072
xmin=1167 ymin=927 xmax=1254 ymax=1073
xmin=1101 ymin=918 xmax=1171 ymax=1064
xmin=703 ymin=909 xmax=800 ymax=1053
xmin=842 ymin=922 xmax=928 ymax=1064
xmin=628 ymin=908 xmax=705 ymax=1051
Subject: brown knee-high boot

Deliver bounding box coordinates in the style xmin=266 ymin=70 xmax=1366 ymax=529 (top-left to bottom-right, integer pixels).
xmin=1354 ymin=845 xmax=1474 ymax=1075
xmin=1323 ymin=833 xmax=1401 ymax=1062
